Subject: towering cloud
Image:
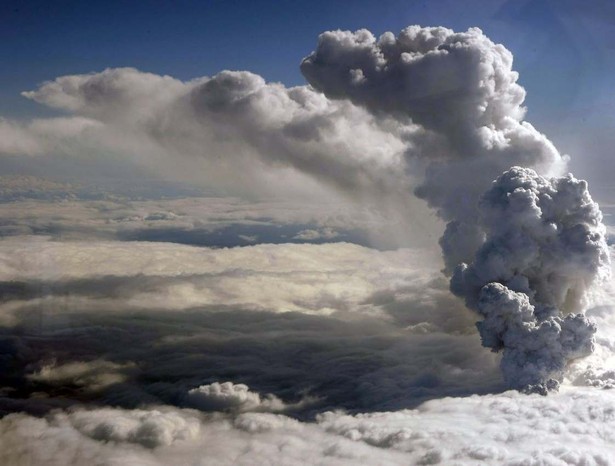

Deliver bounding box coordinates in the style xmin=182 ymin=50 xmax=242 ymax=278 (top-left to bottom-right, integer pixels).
xmin=301 ymin=26 xmax=565 ymax=268
xmin=301 ymin=26 xmax=610 ymax=391
xmin=451 ymin=167 xmax=609 ymax=391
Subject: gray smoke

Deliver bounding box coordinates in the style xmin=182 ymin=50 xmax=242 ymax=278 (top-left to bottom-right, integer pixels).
xmin=301 ymin=26 xmax=610 ymax=391
xmin=451 ymin=167 xmax=609 ymax=391
xmin=301 ymin=25 xmax=565 ymax=270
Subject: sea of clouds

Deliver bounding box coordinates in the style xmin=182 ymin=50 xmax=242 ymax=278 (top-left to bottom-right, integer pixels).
xmin=0 ymin=236 xmax=614 ymax=464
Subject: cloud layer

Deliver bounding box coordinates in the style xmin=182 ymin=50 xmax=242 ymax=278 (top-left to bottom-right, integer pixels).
xmin=0 ymin=236 xmax=613 ymax=464
xmin=2 ymin=387 xmax=615 ymax=465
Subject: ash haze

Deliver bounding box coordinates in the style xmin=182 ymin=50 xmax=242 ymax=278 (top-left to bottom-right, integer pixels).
xmin=2 ymin=1 xmax=615 ymax=464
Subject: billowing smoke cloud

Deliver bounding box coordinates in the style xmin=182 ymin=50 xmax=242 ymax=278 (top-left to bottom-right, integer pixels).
xmin=449 ymin=167 xmax=610 ymax=391
xmin=21 ymin=67 xmax=412 ymax=203
xmin=3 ymin=24 xmax=611 ymax=392
xmin=301 ymin=25 xmax=566 ymax=269
xmin=1 ymin=19 xmax=615 ymax=466
xmin=3 ymin=388 xmax=615 ymax=465
xmin=300 ymin=26 xmax=610 ymax=390
xmin=15 ymin=66 xmax=449 ymax=246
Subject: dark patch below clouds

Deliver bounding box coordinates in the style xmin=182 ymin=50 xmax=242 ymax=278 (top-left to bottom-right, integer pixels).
xmin=0 ymin=307 xmax=504 ymax=420
xmin=118 ymin=223 xmax=381 ymax=249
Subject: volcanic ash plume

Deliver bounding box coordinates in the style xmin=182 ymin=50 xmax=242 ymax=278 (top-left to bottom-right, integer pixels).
xmin=12 ymin=25 xmax=612 ymax=391
xmin=301 ymin=26 xmax=610 ymax=391
xmin=451 ymin=167 xmax=610 ymax=392
xmin=301 ymin=26 xmax=565 ymax=271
